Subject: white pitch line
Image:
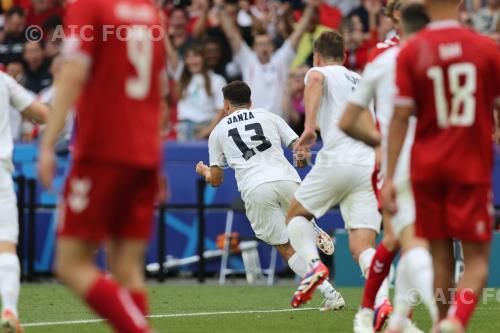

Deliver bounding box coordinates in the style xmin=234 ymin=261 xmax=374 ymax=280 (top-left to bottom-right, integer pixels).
xmin=23 ymin=307 xmax=317 ymax=328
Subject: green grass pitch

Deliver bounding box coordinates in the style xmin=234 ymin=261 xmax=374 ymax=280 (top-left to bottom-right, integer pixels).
xmin=18 ymin=283 xmax=500 ymax=332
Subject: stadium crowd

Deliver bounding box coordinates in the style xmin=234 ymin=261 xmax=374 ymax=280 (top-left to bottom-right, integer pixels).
xmin=1 ymin=0 xmax=499 ymax=141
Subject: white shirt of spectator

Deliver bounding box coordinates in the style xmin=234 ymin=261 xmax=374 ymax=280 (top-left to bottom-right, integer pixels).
xmin=0 ymin=72 xmax=36 ymax=172
xmin=208 ymin=107 xmax=301 ymax=199
xmin=304 ymin=66 xmax=374 ymax=167
xmin=234 ymin=41 xmax=295 ymax=118
xmin=173 ymin=64 xmax=227 ymax=123
xmin=349 ymin=46 xmax=415 ymax=184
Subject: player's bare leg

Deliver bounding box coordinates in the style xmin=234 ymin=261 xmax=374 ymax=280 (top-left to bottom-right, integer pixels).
xmin=355 ymin=213 xmax=399 ymax=333
xmin=56 ymin=238 xmax=151 ymax=333
xmin=286 ymin=200 xmax=339 ymax=308
xmin=107 ymin=239 xmax=150 ymax=315
xmin=437 ymin=242 xmax=490 ymax=333
xmin=386 ymin=226 xmax=437 ymax=333
xmin=429 ymin=240 xmax=455 ymax=321
xmin=0 ymin=242 xmax=22 ymax=333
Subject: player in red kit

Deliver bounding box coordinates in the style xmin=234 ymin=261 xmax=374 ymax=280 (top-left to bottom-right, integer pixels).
xmin=382 ymin=0 xmax=500 ymax=332
xmin=38 ymin=0 xmax=167 ymax=332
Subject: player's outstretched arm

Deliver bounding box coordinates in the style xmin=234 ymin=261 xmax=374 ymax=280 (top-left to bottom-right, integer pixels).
xmin=196 ymin=161 xmax=224 ymax=187
xmin=339 ymin=102 xmax=380 ymax=147
xmin=381 ymin=105 xmax=411 ymax=215
xmin=39 ymin=59 xmax=88 ymax=189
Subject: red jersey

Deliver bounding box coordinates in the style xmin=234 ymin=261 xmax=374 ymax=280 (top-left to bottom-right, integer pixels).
xmin=395 ymin=21 xmax=500 ymax=184
xmin=63 ymin=0 xmax=166 ymax=168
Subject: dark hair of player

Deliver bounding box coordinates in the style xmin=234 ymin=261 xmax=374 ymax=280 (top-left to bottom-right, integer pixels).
xmin=222 ymin=81 xmax=252 ymax=107
xmin=313 ymin=31 xmax=345 ymax=62
xmin=401 ymin=3 xmax=431 ymax=35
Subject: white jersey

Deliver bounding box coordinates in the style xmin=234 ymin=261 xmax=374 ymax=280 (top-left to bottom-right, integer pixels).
xmin=0 ymin=72 xmax=36 ymax=172
xmin=305 ymin=65 xmax=374 ymax=166
xmin=349 ymin=46 xmax=416 ymax=184
xmin=208 ymin=108 xmax=301 ymax=198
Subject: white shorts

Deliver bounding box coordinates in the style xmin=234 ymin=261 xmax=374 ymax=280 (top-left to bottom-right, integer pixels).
xmin=295 ymin=162 xmax=381 ymax=232
xmin=244 ymin=180 xmax=299 ymax=245
xmin=391 ymin=179 xmax=415 ymax=237
xmin=0 ymin=167 xmax=19 ymax=244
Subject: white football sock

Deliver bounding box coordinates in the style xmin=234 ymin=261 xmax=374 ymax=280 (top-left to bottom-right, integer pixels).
xmin=404 ymin=247 xmax=438 ymax=324
xmin=388 ymin=253 xmax=413 ymax=331
xmin=287 ymin=217 xmax=319 ymax=264
xmin=0 ymin=253 xmax=20 ymax=316
xmin=375 ymin=276 xmax=390 ymax=308
xmin=317 ymin=280 xmax=336 ymax=298
xmin=287 ymin=253 xmax=309 ymax=277
xmin=358 ymin=248 xmax=375 ymax=278
xmin=358 ymin=247 xmax=389 ymax=307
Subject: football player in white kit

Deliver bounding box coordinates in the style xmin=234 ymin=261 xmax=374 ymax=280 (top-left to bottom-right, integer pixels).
xmin=285 ymin=31 xmax=383 ymax=309
xmin=196 ymin=81 xmax=345 ymax=311
xmin=0 ymin=72 xmax=49 ymax=332
xmin=340 ymin=4 xmax=438 ymax=333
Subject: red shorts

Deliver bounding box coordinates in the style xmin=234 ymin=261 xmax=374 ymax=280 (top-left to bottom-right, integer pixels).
xmin=371 ymin=165 xmax=383 ymax=212
xmin=412 ymin=181 xmax=493 ymax=242
xmin=58 ymin=160 xmax=158 ymax=243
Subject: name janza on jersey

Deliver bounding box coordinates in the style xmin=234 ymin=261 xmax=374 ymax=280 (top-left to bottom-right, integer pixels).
xmin=227 ymin=111 xmax=255 ymax=124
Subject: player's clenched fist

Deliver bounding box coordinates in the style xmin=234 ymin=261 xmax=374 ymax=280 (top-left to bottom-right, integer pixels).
xmin=196 ymin=161 xmax=209 ymax=177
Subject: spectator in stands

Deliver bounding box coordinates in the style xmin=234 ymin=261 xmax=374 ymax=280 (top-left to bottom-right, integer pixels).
xmin=23 ymin=40 xmax=52 ymax=93
xmin=43 ymin=14 xmax=63 ymax=59
xmin=0 ymin=6 xmax=27 ymax=66
xmin=471 ymin=0 xmax=499 ymax=35
xmin=283 ymin=64 xmax=308 ymax=136
xmin=273 ymin=9 xmax=294 ymax=48
xmin=217 ymin=0 xmax=320 ymax=118
xmin=348 ymin=0 xmax=382 ymax=34
xmin=169 ymin=7 xmax=194 ymax=57
xmin=291 ymin=7 xmax=331 ymax=68
xmin=329 ymin=0 xmax=360 ymax=16
xmin=167 ymin=42 xmax=227 ymax=141
xmin=25 ymin=0 xmax=63 ymax=29
xmin=203 ymin=37 xmax=227 ymax=79
xmin=343 ymin=15 xmax=377 ymax=73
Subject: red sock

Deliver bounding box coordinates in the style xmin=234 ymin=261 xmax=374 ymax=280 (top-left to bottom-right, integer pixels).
xmin=130 ymin=290 xmax=149 ymax=316
xmin=361 ymin=243 xmax=398 ymax=309
xmin=85 ymin=275 xmax=151 ymax=333
xmin=448 ymin=289 xmax=477 ymax=328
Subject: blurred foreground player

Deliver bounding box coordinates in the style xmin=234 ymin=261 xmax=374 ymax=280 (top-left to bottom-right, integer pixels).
xmin=341 ymin=3 xmax=438 ymax=332
xmin=383 ymin=0 xmax=500 ymax=332
xmin=196 ymin=81 xmax=344 ymax=311
xmin=0 ymin=73 xmax=49 ymax=333
xmin=38 ymin=0 xmax=167 ymax=332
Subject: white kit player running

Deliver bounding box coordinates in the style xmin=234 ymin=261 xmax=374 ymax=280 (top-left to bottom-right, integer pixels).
xmin=0 ymin=72 xmax=49 ymax=333
xmin=196 ymin=81 xmax=344 ymax=311
xmin=341 ymin=4 xmax=438 ymax=333
xmin=286 ymin=31 xmax=382 ymax=308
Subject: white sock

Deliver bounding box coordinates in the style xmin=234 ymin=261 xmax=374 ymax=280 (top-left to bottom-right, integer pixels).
xmin=317 ymin=280 xmax=336 ymax=298
xmin=388 ymin=253 xmax=413 ymax=331
xmin=287 ymin=217 xmax=319 ymax=264
xmin=404 ymin=247 xmax=438 ymax=325
xmin=358 ymin=248 xmax=375 ymax=278
xmin=375 ymin=276 xmax=390 ymax=308
xmin=287 ymin=253 xmax=310 ymax=277
xmin=0 ymin=253 xmax=20 ymax=316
